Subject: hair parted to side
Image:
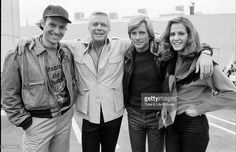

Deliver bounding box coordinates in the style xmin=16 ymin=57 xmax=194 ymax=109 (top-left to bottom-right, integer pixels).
xmin=88 ymin=11 xmax=111 ymax=28
xmin=161 ymin=16 xmax=201 ymax=57
xmin=128 ymin=14 xmax=155 ymax=41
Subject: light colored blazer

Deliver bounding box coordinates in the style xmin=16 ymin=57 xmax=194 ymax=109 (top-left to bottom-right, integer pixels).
xmin=67 ymin=39 xmax=130 ymax=123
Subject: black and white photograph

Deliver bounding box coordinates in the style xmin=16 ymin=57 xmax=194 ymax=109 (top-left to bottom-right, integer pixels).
xmin=1 ymin=0 xmax=236 ymax=152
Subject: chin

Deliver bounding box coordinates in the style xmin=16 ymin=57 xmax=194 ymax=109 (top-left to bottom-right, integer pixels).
xmin=94 ymin=38 xmax=106 ymax=42
xmin=50 ymin=37 xmax=61 ymax=42
xmin=51 ymin=40 xmax=60 ymax=44
xmin=174 ymin=48 xmax=181 ymax=51
xmin=173 ymin=47 xmax=184 ymax=51
xmin=93 ymin=35 xmax=104 ymax=38
xmin=134 ymin=44 xmax=143 ymax=49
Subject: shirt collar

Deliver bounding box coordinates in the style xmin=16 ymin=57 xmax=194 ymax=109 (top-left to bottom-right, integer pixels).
xmin=82 ymin=38 xmax=110 ymax=54
xmin=34 ymin=35 xmax=63 ymax=56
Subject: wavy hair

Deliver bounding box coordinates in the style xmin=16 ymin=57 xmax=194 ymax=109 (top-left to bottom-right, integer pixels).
xmin=88 ymin=11 xmax=111 ymax=29
xmin=161 ymin=16 xmax=201 ymax=58
xmin=128 ymin=14 xmax=155 ymax=41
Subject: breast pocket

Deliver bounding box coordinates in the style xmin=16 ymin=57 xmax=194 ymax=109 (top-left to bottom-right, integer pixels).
xmin=74 ymin=56 xmax=92 ymax=76
xmin=107 ymin=56 xmax=124 ymax=76
xmin=108 ymin=56 xmax=123 ymax=64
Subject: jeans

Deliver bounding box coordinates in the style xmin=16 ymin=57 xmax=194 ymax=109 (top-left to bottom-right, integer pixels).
xmin=82 ymin=113 xmax=122 ymax=152
xmin=166 ymin=113 xmax=210 ymax=152
xmin=126 ymin=107 xmax=165 ymax=152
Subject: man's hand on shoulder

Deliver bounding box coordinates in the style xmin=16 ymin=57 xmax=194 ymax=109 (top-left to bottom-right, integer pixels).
xmin=196 ymin=50 xmax=213 ymax=79
xmin=16 ymin=36 xmax=36 ymax=55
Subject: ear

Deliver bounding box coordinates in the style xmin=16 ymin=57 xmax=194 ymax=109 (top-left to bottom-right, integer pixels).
xmin=41 ymin=19 xmax=47 ymax=29
xmin=108 ymin=26 xmax=111 ymax=33
xmin=41 ymin=21 xmax=45 ymax=29
xmin=88 ymin=23 xmax=93 ymax=31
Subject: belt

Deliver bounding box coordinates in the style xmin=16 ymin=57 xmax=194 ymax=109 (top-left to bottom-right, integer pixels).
xmin=126 ymin=106 xmax=161 ymax=119
xmin=28 ymin=106 xmax=70 ymax=118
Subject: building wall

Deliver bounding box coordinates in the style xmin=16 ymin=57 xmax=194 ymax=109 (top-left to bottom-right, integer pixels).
xmin=20 ymin=14 xmax=236 ymax=68
xmin=1 ymin=0 xmax=20 ymax=70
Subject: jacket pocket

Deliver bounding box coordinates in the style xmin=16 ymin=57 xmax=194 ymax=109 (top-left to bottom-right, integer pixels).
xmin=22 ymin=80 xmax=50 ymax=109
xmin=71 ymin=79 xmax=79 ymax=104
xmin=106 ymin=56 xmax=124 ymax=77
xmin=108 ymin=56 xmax=123 ymax=64
xmin=75 ymin=89 xmax=89 ymax=114
xmin=112 ymin=87 xmax=124 ymax=112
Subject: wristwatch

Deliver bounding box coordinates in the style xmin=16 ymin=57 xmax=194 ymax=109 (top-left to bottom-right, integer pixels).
xmin=201 ymin=50 xmax=212 ymax=55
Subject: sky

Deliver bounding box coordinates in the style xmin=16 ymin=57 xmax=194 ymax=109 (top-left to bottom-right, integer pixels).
xmin=19 ymin=0 xmax=235 ymax=26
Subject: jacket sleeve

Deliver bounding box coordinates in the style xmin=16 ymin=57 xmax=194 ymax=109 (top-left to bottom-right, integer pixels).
xmin=200 ymin=43 xmax=213 ymax=56
xmin=1 ymin=50 xmax=32 ymax=130
xmin=195 ymin=65 xmax=236 ymax=114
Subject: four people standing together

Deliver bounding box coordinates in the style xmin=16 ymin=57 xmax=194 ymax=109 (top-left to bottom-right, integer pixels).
xmin=2 ymin=4 xmax=236 ymax=152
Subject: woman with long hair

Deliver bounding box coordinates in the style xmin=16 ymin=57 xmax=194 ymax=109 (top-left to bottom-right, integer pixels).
xmin=161 ymin=16 xmax=236 ymax=152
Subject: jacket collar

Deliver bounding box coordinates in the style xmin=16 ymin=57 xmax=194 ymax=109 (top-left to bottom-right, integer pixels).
xmin=82 ymin=38 xmax=111 ymax=54
xmin=125 ymin=44 xmax=136 ymax=60
xmin=125 ymin=40 xmax=157 ymax=59
xmin=34 ymin=35 xmax=63 ymax=56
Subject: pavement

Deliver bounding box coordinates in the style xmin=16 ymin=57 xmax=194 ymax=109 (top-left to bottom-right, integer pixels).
xmin=1 ymin=109 xmax=236 ymax=152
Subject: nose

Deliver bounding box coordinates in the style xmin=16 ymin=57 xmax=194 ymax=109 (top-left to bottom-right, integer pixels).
xmin=135 ymin=33 xmax=141 ymax=40
xmin=173 ymin=34 xmax=179 ymax=40
xmin=54 ymin=27 xmax=60 ymax=34
xmin=96 ymin=23 xmax=102 ymax=30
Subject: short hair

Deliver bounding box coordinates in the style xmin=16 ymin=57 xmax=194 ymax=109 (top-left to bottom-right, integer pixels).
xmin=128 ymin=14 xmax=155 ymax=41
xmin=161 ymin=16 xmax=201 ymax=57
xmin=36 ymin=18 xmax=46 ymax=30
xmin=88 ymin=11 xmax=111 ymax=28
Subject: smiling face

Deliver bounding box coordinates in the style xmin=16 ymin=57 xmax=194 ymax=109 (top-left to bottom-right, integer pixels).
xmin=169 ymin=23 xmax=188 ymax=53
xmin=42 ymin=16 xmax=67 ymax=48
xmin=130 ymin=22 xmax=150 ymax=52
xmin=88 ymin=14 xmax=110 ymax=44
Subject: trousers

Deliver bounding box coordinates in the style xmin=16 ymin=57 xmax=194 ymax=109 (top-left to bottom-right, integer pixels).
xmin=166 ymin=113 xmax=210 ymax=152
xmin=82 ymin=111 xmax=122 ymax=152
xmin=23 ymin=108 xmax=73 ymax=152
xmin=127 ymin=107 xmax=165 ymax=152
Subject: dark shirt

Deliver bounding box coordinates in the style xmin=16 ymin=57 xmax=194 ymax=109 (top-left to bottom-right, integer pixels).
xmin=128 ymin=49 xmax=163 ymax=109
xmin=45 ymin=47 xmax=70 ymax=108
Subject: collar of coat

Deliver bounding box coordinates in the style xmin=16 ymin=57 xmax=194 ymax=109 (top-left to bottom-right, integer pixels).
xmin=166 ymin=52 xmax=200 ymax=87
xmin=34 ymin=35 xmax=64 ymax=56
xmin=124 ymin=40 xmax=174 ymax=63
xmin=82 ymin=38 xmax=111 ymax=55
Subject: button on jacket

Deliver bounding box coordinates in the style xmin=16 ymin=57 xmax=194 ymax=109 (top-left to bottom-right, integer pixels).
xmin=1 ymin=36 xmax=78 ymax=129
xmin=67 ymin=38 xmax=130 ymax=123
